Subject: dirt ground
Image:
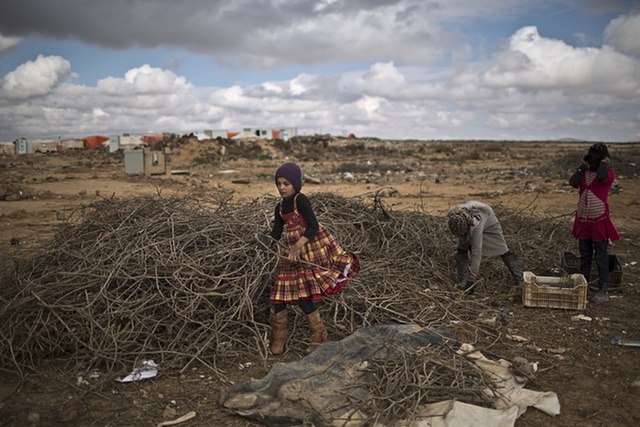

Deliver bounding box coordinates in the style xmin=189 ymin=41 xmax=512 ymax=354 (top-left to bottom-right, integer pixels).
xmin=0 ymin=138 xmax=639 ymax=427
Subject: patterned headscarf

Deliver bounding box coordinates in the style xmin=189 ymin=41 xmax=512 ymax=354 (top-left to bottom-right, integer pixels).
xmin=448 ymin=210 xmax=472 ymax=236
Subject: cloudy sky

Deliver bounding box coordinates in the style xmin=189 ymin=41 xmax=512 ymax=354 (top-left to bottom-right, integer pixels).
xmin=1 ymin=0 xmax=639 ymax=142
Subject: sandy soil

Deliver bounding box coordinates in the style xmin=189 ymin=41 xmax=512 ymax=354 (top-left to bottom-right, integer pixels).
xmin=1 ymin=138 xmax=639 ymax=426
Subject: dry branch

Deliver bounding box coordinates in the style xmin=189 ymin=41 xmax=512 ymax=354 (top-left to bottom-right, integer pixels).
xmin=0 ymin=192 xmax=574 ymax=392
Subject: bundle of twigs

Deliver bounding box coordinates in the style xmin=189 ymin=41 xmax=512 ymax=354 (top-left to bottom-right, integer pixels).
xmin=1 ymin=193 xmax=279 ymax=378
xmin=359 ymin=343 xmax=497 ymax=424
xmin=0 ymin=192 xmax=575 ymax=387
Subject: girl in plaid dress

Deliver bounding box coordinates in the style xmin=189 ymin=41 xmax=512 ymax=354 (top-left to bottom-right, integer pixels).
xmin=267 ymin=163 xmax=359 ymax=355
xmin=569 ymin=143 xmax=619 ymax=303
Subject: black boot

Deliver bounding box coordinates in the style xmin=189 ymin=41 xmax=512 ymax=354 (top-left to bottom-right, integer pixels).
xmin=501 ymin=252 xmax=524 ymax=294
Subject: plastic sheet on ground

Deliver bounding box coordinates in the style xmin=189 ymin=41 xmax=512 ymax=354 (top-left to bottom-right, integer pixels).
xmin=221 ymin=324 xmax=559 ymax=427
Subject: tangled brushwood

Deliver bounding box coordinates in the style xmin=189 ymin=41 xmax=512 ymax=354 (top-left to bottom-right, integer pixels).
xmin=0 ymin=193 xmax=574 ymax=391
xmin=360 ymin=343 xmax=498 ymax=424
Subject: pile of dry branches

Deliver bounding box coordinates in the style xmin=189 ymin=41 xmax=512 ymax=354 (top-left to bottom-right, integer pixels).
xmin=360 ymin=343 xmax=498 ymax=424
xmin=0 ymin=192 xmax=574 ymax=388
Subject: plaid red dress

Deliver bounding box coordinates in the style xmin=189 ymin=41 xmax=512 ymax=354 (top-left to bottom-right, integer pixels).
xmin=271 ymin=195 xmax=360 ymax=304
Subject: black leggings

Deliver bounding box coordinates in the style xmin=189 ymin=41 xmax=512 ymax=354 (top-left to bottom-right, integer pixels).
xmin=579 ymin=238 xmax=609 ymax=287
xmin=273 ymin=300 xmax=316 ymax=315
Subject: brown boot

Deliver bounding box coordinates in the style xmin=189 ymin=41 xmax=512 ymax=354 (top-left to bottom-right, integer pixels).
xmin=305 ymin=310 xmax=328 ymax=354
xmin=269 ymin=308 xmax=287 ymax=355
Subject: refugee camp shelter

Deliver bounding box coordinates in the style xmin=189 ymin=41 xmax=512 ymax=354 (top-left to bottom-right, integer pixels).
xmin=82 ymin=135 xmax=109 ymax=149
xmin=108 ymin=136 xmax=120 ymax=153
xmin=273 ymin=127 xmax=297 ymax=141
xmin=59 ymin=138 xmax=84 ymax=150
xmin=204 ymin=129 xmax=229 ymax=139
xmin=232 ymin=127 xmax=297 ymax=140
xmin=119 ymin=134 xmax=145 ymax=149
xmin=233 ymin=128 xmax=273 ymax=140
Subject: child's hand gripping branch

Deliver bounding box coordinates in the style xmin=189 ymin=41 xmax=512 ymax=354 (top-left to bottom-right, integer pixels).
xmin=287 ymin=236 xmax=309 ymax=261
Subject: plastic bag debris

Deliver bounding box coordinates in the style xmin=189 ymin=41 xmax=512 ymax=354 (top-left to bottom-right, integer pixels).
xmin=117 ymin=360 xmax=158 ymax=383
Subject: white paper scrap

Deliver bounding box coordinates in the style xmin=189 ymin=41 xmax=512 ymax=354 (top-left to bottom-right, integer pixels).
xmin=117 ymin=360 xmax=158 ymax=383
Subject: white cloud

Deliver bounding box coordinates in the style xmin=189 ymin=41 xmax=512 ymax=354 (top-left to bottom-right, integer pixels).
xmin=212 ymin=85 xmax=251 ymax=109
xmin=262 ymin=82 xmax=282 ymax=93
xmin=2 ymin=6 xmax=640 ymax=142
xmin=1 ymin=1 xmax=598 ymax=70
xmin=483 ymin=26 xmax=640 ymax=96
xmin=356 ymin=96 xmax=382 ymax=118
xmin=487 ymin=112 xmax=544 ymax=130
xmin=354 ymin=62 xmax=407 ymax=95
xmin=93 ymin=108 xmax=108 ymax=118
xmin=97 ymin=65 xmax=192 ymax=96
xmin=604 ymin=13 xmax=640 ymax=56
xmin=1 ymin=54 xmax=71 ymax=100
xmin=0 ymin=34 xmax=21 ymax=54
xmin=289 ymin=76 xmax=310 ymax=96
xmin=0 ymin=1 xmax=456 ymax=68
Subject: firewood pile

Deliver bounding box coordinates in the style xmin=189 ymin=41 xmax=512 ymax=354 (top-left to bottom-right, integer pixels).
xmin=0 ymin=192 xmax=574 ymax=387
xmin=355 ymin=341 xmax=499 ymax=423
